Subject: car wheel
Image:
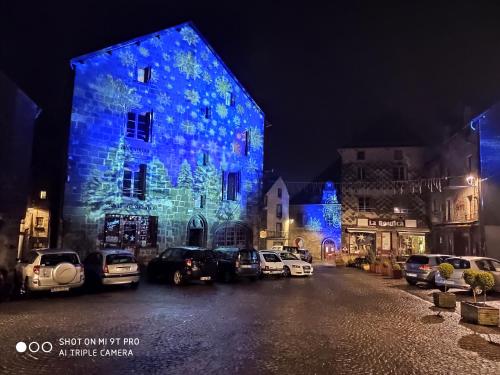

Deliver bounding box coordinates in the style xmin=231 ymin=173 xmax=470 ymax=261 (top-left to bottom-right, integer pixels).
xmin=283 ymin=266 xmax=291 ymax=277
xmin=406 ymin=278 xmax=417 ymax=286
xmin=204 ymin=280 xmax=214 ymax=285
xmin=438 ymin=285 xmax=446 ymax=292
xmin=147 ymin=270 xmax=156 ymax=283
xmin=173 ymin=270 xmax=183 ymax=286
xmin=249 ymin=276 xmax=258 ymax=282
xmin=130 ymin=281 xmax=140 ymax=289
xmin=223 ymin=271 xmax=232 ymax=283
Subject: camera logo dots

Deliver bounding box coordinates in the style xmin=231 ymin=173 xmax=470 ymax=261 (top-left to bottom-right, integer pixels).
xmin=16 ymin=341 xmax=53 ymax=353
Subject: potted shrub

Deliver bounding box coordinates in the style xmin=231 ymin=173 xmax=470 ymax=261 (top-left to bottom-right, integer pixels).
xmin=392 ymin=263 xmax=403 ymax=279
xmin=367 ymin=249 xmax=376 ymax=272
xmin=461 ymin=270 xmax=499 ymax=326
xmin=432 ymin=263 xmax=456 ymax=309
xmin=382 ymin=260 xmax=390 ymax=276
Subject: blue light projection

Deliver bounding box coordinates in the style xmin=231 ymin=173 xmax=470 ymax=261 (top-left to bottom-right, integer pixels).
xmin=302 ymin=182 xmax=342 ymax=248
xmin=63 ymin=22 xmax=264 ymax=251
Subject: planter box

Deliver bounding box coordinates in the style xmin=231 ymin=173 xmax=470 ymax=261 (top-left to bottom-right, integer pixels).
xmin=392 ymin=269 xmax=403 ymax=279
xmin=362 ymin=264 xmax=370 ymax=271
xmin=433 ymin=292 xmax=456 ymax=309
xmin=461 ymin=301 xmax=499 ymax=326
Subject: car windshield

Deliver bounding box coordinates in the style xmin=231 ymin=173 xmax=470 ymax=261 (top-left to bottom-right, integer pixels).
xmin=40 ymin=253 xmax=79 ymax=266
xmin=446 ymin=258 xmax=471 ymax=269
xmin=106 ymin=254 xmax=135 ymax=264
xmin=407 ymin=255 xmax=429 ymax=264
xmin=239 ymin=251 xmax=258 ymax=262
xmin=263 ymin=253 xmax=280 ymax=262
xmin=280 ymin=252 xmax=298 ymax=260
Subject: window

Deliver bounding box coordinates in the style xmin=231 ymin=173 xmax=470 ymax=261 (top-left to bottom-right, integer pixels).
xmin=276 ymin=204 xmax=283 ymax=219
xmin=394 ymin=150 xmax=403 ymax=160
xmin=358 ymin=197 xmax=370 ymax=212
xmin=357 ymin=166 xmax=366 ymax=180
xmin=467 ymin=155 xmax=472 ymax=172
xmin=277 ymin=188 xmax=282 ymax=198
xmin=446 ymin=199 xmax=452 ymax=221
xmin=127 ymin=112 xmax=152 ymax=142
xmin=204 ymin=106 xmax=212 ymax=119
xmin=35 ymin=217 xmax=44 ymax=227
xmin=123 ymin=164 xmax=146 ymax=200
xmin=245 ymin=130 xmax=250 ymax=156
xmin=196 ymin=194 xmax=206 ymax=209
xmin=39 ymin=190 xmax=47 ymax=200
xmin=203 ymin=152 xmax=209 ymax=166
xmin=225 ymin=92 xmax=235 ymax=106
xmin=276 ymin=222 xmax=283 ymax=234
xmin=137 ymin=67 xmax=152 ymax=83
xmin=263 ymin=195 xmax=268 ymax=207
xmin=357 ymin=151 xmax=365 ymax=160
xmin=224 ymin=172 xmax=240 ymax=201
xmin=393 ymin=165 xmax=406 ymax=180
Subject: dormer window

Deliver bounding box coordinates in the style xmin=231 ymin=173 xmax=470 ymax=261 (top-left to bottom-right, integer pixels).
xmin=137 ymin=67 xmax=152 ymax=83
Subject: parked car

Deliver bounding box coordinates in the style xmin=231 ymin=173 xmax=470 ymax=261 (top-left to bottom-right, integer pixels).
xmin=296 ymin=249 xmax=313 ymax=263
xmin=259 ymin=251 xmax=285 ymax=277
xmin=404 ymin=254 xmax=450 ymax=286
xmin=214 ymin=247 xmax=260 ymax=282
xmin=435 ymin=256 xmax=500 ymax=292
xmin=276 ymin=251 xmax=313 ymax=277
xmin=15 ymin=248 xmax=84 ymax=294
xmin=147 ymin=247 xmax=217 ymax=286
xmin=84 ymin=249 xmax=140 ymax=288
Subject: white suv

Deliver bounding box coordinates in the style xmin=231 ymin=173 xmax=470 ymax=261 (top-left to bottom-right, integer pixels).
xmin=15 ymin=249 xmax=84 ymax=294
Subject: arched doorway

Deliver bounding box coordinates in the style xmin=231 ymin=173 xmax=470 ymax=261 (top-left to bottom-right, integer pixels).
xmin=214 ymin=222 xmax=252 ymax=248
xmin=186 ymin=215 xmax=208 ymax=247
xmin=321 ymin=238 xmax=337 ymax=260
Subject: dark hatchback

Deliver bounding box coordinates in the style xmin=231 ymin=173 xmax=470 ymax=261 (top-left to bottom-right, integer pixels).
xmin=214 ymin=247 xmax=260 ymax=282
xmin=404 ymin=254 xmax=449 ymax=286
xmin=147 ymin=247 xmax=218 ymax=286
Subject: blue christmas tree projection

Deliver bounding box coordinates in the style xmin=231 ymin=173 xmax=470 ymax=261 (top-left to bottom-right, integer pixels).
xmin=64 ymin=23 xmax=264 ymax=253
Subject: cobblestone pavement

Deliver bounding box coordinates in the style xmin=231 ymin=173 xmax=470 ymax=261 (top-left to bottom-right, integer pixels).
xmin=1 ymin=266 xmax=499 ymax=375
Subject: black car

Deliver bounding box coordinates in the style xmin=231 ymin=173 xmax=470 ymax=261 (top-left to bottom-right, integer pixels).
xmin=214 ymin=247 xmax=260 ymax=282
xmin=147 ymin=247 xmax=218 ymax=286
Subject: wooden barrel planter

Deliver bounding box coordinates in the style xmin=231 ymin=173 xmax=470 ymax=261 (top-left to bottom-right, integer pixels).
xmin=461 ymin=301 xmax=499 ymax=326
xmin=433 ymin=292 xmax=456 ymax=309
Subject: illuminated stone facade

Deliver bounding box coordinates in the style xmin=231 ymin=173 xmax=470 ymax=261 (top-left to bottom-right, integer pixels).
xmin=63 ymin=23 xmax=264 ymax=256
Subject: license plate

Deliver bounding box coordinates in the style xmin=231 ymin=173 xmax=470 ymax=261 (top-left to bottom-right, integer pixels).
xmin=200 ymin=276 xmax=211 ymax=281
xmin=51 ymin=286 xmax=69 ymax=292
xmin=240 ymin=265 xmax=252 ymax=268
xmin=406 ymin=273 xmax=417 ymax=277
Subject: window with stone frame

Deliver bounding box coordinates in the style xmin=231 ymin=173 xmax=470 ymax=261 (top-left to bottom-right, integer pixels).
xmin=137 ymin=66 xmax=152 ymax=83
xmin=357 ymin=166 xmax=366 ymax=180
xmin=358 ymin=197 xmax=371 ymax=212
xmin=223 ymin=171 xmax=240 ymax=201
xmin=123 ymin=164 xmax=147 ymax=200
xmin=392 ymin=165 xmax=406 ymax=181
xmin=276 ymin=204 xmax=283 ymax=219
xmin=127 ymin=112 xmax=152 ymax=142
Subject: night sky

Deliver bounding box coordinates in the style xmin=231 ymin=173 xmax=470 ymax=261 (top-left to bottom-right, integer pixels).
xmin=3 ymin=0 xmax=500 ymax=181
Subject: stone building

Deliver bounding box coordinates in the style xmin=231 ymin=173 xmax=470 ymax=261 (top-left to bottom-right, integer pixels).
xmin=0 ymin=71 xmax=40 ymax=270
xmin=288 ymin=182 xmax=342 ymax=260
xmin=63 ymin=23 xmax=265 ymax=258
xmin=427 ymin=104 xmax=500 ymax=259
xmin=261 ymin=177 xmax=290 ymax=249
xmin=339 ymin=147 xmax=429 ymax=257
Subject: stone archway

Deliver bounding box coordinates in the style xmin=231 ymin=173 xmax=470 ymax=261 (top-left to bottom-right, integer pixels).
xmin=186 ymin=215 xmax=208 ymax=247
xmin=321 ymin=237 xmax=337 ymax=260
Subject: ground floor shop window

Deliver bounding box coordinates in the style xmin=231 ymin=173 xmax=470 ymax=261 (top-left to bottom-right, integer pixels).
xmin=104 ymin=214 xmax=157 ymax=248
xmin=398 ymin=234 xmax=425 ymax=255
xmin=214 ymin=223 xmax=251 ymax=248
xmin=348 ymin=232 xmax=375 ymax=255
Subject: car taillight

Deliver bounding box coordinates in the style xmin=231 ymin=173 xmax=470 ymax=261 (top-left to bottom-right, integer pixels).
xmin=185 ymin=258 xmax=192 ymax=267
xmin=33 ymin=265 xmax=40 ymax=275
xmin=103 ymin=265 xmax=109 ymax=273
xmin=418 ymin=264 xmax=432 ymax=271
xmin=265 ymin=266 xmax=269 ymax=270
xmin=235 ymin=260 xmax=240 ymax=268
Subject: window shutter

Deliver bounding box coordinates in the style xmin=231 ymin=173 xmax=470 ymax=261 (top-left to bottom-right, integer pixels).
xmin=139 ymin=164 xmax=147 ymax=200
xmin=221 ymin=171 xmax=226 ymax=200
xmin=245 ymin=130 xmax=249 ymax=155
xmin=237 ymin=172 xmax=241 ymax=194
xmin=147 ymin=111 xmax=153 ymax=143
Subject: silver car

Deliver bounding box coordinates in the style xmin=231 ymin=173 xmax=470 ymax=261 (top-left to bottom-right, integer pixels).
xmin=15 ymin=249 xmax=85 ymax=294
xmin=404 ymin=254 xmax=450 ymax=286
xmin=84 ymin=249 xmax=140 ymax=288
xmin=435 ymin=256 xmax=500 ymax=292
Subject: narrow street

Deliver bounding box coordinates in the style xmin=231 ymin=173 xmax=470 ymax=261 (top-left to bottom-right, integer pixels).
xmin=1 ymin=266 xmax=499 ymax=374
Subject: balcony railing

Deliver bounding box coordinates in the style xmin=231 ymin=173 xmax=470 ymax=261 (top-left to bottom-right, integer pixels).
xmin=265 ymin=230 xmax=288 ymax=239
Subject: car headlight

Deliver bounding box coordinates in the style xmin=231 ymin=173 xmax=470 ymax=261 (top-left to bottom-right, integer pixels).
xmin=292 ymin=265 xmax=301 ymax=268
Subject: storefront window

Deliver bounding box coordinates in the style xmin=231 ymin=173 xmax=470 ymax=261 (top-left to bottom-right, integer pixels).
xmin=348 ymin=232 xmax=375 ymax=254
xmin=104 ymin=214 xmax=158 ymax=248
xmin=398 ymin=234 xmax=425 ymax=255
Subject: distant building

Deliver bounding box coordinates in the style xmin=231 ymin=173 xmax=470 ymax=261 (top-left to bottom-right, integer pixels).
xmin=63 ymin=23 xmax=265 ymax=258
xmin=339 ymin=147 xmax=429 ymax=257
xmin=0 ymin=71 xmax=40 ymax=269
xmin=261 ymin=177 xmax=290 ymax=249
xmin=288 ymin=182 xmax=342 ymax=260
